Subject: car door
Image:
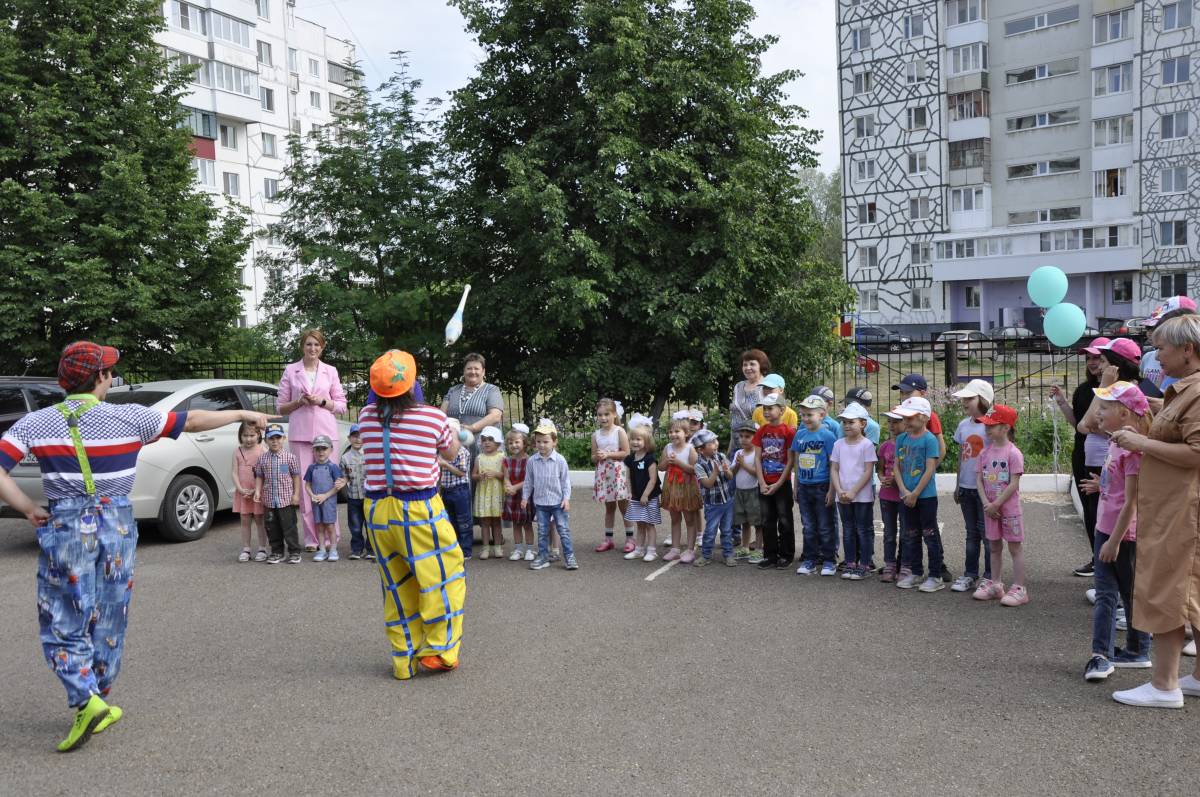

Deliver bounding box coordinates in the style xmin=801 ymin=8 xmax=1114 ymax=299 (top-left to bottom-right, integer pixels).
xmin=178 ymin=387 xmax=243 ymax=499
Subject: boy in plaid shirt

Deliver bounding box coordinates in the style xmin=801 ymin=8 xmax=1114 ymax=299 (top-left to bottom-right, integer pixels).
xmin=439 ymin=444 xmax=474 ymax=558
xmin=253 ymin=424 xmax=302 ymax=563
xmin=692 ymin=430 xmax=736 ymax=567
xmin=341 ymin=425 xmax=373 ymax=560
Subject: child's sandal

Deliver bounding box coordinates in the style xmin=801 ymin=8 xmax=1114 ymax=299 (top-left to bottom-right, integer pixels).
xmin=237 ymin=548 xmax=251 ymax=562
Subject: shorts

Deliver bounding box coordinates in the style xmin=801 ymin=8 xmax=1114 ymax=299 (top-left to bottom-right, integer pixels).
xmin=985 ymin=514 xmax=1024 ymax=542
xmin=312 ymin=499 xmax=338 ymax=524
xmin=732 ymin=487 xmax=761 ymax=526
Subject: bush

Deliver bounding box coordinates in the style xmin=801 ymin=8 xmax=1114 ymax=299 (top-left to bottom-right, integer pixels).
xmin=929 ymin=394 xmax=1074 ymax=475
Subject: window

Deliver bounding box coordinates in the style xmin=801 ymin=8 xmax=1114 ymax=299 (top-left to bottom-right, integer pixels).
xmin=1112 ymin=277 xmax=1133 ymax=303
xmin=1040 ymin=230 xmax=1082 ymax=251
xmin=165 ymin=49 xmax=212 ymax=87
xmin=859 ymin=246 xmax=878 ymax=270
xmin=262 ymin=132 xmax=277 ymax=158
xmin=1161 ymin=220 xmax=1188 ymax=246
xmin=853 ymin=71 xmax=873 ymax=95
xmin=856 ymin=201 xmax=877 ymax=224
xmin=947 ymin=0 xmax=986 ymax=25
xmin=1162 ymin=273 xmax=1188 ymax=296
xmin=1006 ymin=57 xmax=1078 ymax=85
xmin=949 ymin=90 xmax=989 ymax=121
xmin=949 ymin=138 xmax=988 ymax=170
xmin=854 ymin=114 xmax=874 ymax=139
xmin=181 ymin=107 xmax=215 ymax=139
xmin=907 ymin=151 xmax=927 ymax=175
xmin=1162 ymin=165 xmax=1188 ymax=193
xmin=851 ymin=26 xmax=871 ymax=51
xmin=936 ymin=239 xmax=978 ymax=259
xmin=171 ymin=1 xmax=207 ymax=34
xmin=288 ymin=48 xmax=299 ymax=73
xmin=965 ymin=286 xmax=981 ymax=308
xmin=911 ymin=242 xmax=931 ymax=264
xmin=1094 ymin=168 xmax=1128 ymax=198
xmin=1163 ymin=55 xmax=1191 ymax=85
xmin=950 ymin=43 xmax=987 ymax=75
xmin=192 ymin=158 xmax=216 ymax=187
xmin=904 ymin=14 xmax=924 ymax=38
xmin=257 ymin=41 xmax=272 ymax=66
xmin=1162 ymin=111 xmax=1189 ymax=140
xmin=213 ymin=62 xmax=258 ymax=97
xmin=1005 ymin=5 xmax=1079 ymax=36
xmin=1006 ymin=107 xmax=1079 ymax=132
xmin=1094 ymin=62 xmax=1133 ymax=96
xmin=210 ymin=11 xmax=251 ymax=48
xmin=308 ymin=58 xmax=321 ymax=77
xmin=952 ymin=187 xmax=984 ymax=212
xmin=906 ymin=107 xmax=928 ymax=130
xmin=911 ymin=286 xmax=932 ymax=310
xmin=1008 ymin=158 xmax=1080 ymax=179
xmin=187 ymin=388 xmax=242 ymax=413
xmin=1011 ymin=207 xmax=1081 ymax=225
xmin=222 ymin=172 xmax=240 ymax=198
xmin=1093 ymin=8 xmax=1132 ymax=43
xmin=905 ymin=60 xmax=927 ymax=84
xmin=859 ymin=289 xmax=879 ymax=312
xmin=1084 ymin=225 xmax=1129 ymax=249
xmin=1093 ymin=115 xmax=1134 ymax=146
xmin=264 ymin=178 xmax=280 ymax=200
xmin=256 ymin=0 xmax=270 ymax=19
xmin=909 ymin=197 xmax=930 ymax=220
xmin=310 ymin=91 xmax=322 ymax=109
xmin=260 ymin=87 xmax=275 ymax=112
xmin=219 ymin=123 xmax=237 ymax=149
xmin=854 ymin=158 xmax=876 ymax=181
xmin=1164 ymin=1 xmax=1192 ymax=31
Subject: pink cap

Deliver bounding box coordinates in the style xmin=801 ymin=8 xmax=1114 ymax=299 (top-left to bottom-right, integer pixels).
xmin=1093 ymin=381 xmax=1149 ymax=417
xmin=1080 ymin=337 xmax=1111 ymax=356
xmin=1098 ymin=337 xmax=1142 ymax=363
xmin=1144 ymin=295 xmax=1198 ymax=327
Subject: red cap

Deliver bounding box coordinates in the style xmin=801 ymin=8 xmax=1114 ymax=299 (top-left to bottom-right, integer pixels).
xmin=980 ymin=404 xmax=1018 ymax=428
xmin=58 ymin=341 xmax=120 ymax=392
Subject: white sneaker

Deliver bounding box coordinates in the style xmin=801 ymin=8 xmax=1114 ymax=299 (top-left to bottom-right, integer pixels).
xmin=327 ymin=548 xmax=339 ymax=562
xmin=951 ymin=576 xmax=975 ymax=593
xmin=1184 ymin=638 xmax=1197 ymax=657
xmin=524 ymin=549 xmax=536 ymax=562
xmin=896 ymin=572 xmax=918 ymax=590
xmin=918 ymin=576 xmax=946 ymax=593
xmin=312 ymin=548 xmax=327 ymax=562
xmin=643 ymin=548 xmax=658 ymax=563
xmin=1115 ymin=606 xmax=1127 ymax=631
xmin=492 ymin=545 xmax=504 ymax=559
xmin=1112 ymin=682 xmax=1184 ymax=709
xmin=624 ymin=546 xmax=645 ymax=560
xmin=509 ymin=546 xmax=524 ymax=561
xmin=479 ymin=546 xmax=490 ymax=560
xmin=1085 ymin=587 xmax=1097 ymax=605
xmin=663 ymin=536 xmax=672 ymax=547
xmin=1179 ymin=674 xmax=1200 ymax=697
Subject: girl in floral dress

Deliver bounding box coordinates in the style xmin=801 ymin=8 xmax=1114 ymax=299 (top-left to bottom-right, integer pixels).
xmin=592 ymin=398 xmax=634 ymax=553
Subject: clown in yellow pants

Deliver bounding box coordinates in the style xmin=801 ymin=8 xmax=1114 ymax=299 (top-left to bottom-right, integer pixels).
xmin=365 ymin=489 xmax=466 ymax=679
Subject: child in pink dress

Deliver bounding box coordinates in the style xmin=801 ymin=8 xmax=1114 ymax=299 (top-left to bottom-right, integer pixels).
xmin=974 ymin=405 xmax=1027 ymax=606
xmin=231 ymin=422 xmax=269 ymax=561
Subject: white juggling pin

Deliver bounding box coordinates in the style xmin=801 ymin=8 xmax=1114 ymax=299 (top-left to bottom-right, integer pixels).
xmin=444 ymin=284 xmax=472 ymax=347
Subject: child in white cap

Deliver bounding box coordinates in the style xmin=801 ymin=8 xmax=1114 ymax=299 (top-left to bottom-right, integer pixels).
xmin=949 ymin=379 xmax=994 ymax=592
xmin=472 ymin=425 xmax=506 ymax=559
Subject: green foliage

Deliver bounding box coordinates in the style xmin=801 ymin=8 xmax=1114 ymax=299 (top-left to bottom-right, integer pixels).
xmin=934 ymin=401 xmax=1075 ymax=475
xmin=0 ymin=0 xmax=248 ymax=375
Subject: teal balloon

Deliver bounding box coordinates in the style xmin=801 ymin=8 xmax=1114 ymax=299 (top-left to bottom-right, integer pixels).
xmin=1044 ymin=302 xmax=1087 ymax=347
xmin=1027 ymin=266 xmax=1068 ymax=308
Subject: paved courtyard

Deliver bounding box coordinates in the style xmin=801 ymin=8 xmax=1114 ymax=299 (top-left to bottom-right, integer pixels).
xmin=1 ymin=491 xmax=1197 ymax=796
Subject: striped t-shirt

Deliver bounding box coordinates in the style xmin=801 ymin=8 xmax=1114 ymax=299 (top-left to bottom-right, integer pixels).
xmin=358 ymin=403 xmax=453 ymax=492
xmin=0 ymin=401 xmax=188 ymax=500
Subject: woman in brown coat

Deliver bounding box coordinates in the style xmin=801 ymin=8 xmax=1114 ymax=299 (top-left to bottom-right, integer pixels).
xmin=1109 ymin=314 xmax=1200 ymax=709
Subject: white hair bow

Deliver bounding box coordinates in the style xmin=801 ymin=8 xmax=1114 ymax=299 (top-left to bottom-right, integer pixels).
xmin=671 ymin=410 xmax=689 ymax=421
xmin=511 ymin=423 xmax=530 ymax=434
xmin=613 ymin=400 xmax=624 ymax=419
xmin=627 ymin=412 xmax=653 ymax=432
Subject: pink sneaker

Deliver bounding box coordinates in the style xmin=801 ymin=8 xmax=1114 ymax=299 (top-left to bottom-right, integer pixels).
xmin=1000 ymin=584 xmax=1029 ymax=606
xmin=972 ymin=578 xmax=1005 ymax=601
xmin=680 ymin=549 xmax=695 ymax=564
xmin=879 ymin=564 xmax=896 ymax=583
xmin=594 ymin=539 xmax=615 ymax=553
xmin=663 ymin=547 xmax=681 ymax=561
xmin=622 ymin=537 xmax=637 ymax=554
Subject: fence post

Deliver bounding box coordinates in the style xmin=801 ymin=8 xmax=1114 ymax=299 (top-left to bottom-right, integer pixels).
xmin=214 ymin=365 xmax=225 ymax=379
xmin=943 ymin=340 xmax=957 ymax=389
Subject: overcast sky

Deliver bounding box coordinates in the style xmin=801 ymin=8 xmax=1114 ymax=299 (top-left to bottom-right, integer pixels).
xmin=294 ymin=0 xmax=839 ymax=172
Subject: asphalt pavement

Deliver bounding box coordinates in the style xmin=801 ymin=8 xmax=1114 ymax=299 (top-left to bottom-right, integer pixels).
xmin=1 ymin=492 xmax=1198 ymax=796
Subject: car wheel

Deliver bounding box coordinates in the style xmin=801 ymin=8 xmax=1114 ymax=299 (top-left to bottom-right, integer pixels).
xmin=159 ymin=473 xmax=214 ymax=542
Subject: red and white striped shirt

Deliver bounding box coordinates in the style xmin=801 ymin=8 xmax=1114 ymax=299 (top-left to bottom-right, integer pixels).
xmin=357 ymin=403 xmax=453 ymax=492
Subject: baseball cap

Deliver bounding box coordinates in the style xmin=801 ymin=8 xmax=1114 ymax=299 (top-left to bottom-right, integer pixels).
xmin=265 ymin=423 xmax=285 ymax=439
xmin=844 ymin=387 xmax=873 ymax=406
xmin=533 ymin=418 xmax=558 ymax=436
xmin=952 ymin=378 xmax=995 ymax=405
xmin=758 ymin=393 xmax=788 ymax=408
xmin=811 ymin=385 xmax=835 ymax=403
xmin=1093 ymin=381 xmax=1149 ymax=417
xmin=312 ymin=434 xmax=333 ymax=449
xmin=894 ymin=396 xmax=932 ymax=417
xmin=733 ymin=419 xmax=757 ymax=434
xmin=1098 ymin=338 xmax=1142 ymax=363
xmin=1080 ymin=336 xmax=1111 ymax=356
xmin=798 ymin=395 xmax=827 ymax=410
xmin=479 ymin=426 xmax=503 ymax=443
xmin=760 ymin=373 xmax=786 ymax=390
xmin=58 ymin=341 xmax=121 ymax=392
xmin=837 ymin=402 xmax=870 ymax=421
xmin=691 ymin=429 xmax=718 ymax=448
xmin=893 ymin=373 xmax=928 ymax=392
xmin=1145 ymin=296 xmax=1198 ymax=327
xmin=980 ymin=404 xmax=1018 ymax=427
xmin=686 ymin=409 xmax=704 ymax=422
xmin=883 ymin=407 xmax=906 ymax=420
xmin=369 ymin=349 xmax=417 ymax=398
xmin=348 ymin=424 xmax=361 ymax=435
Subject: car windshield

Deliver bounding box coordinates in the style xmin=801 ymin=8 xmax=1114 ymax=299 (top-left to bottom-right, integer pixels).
xmin=105 ymin=390 xmax=172 ymax=408
xmin=939 ymin=333 xmax=967 ymax=341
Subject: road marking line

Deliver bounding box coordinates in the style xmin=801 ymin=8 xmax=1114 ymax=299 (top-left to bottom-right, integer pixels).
xmin=646 ymin=559 xmax=680 ymax=581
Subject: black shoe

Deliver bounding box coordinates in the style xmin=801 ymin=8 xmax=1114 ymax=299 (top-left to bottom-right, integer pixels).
xmin=1073 ymin=560 xmax=1094 ymax=577
xmin=775 ymin=558 xmax=791 ymax=569
xmin=941 ymin=567 xmax=954 ymax=583
xmin=756 ymin=558 xmax=775 ymax=570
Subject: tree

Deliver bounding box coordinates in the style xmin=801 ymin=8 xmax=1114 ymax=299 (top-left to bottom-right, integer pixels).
xmin=0 ymin=0 xmax=248 ymax=375
xmin=797 ymin=168 xmax=843 ymax=273
xmin=261 ymin=55 xmax=452 ymax=379
xmin=443 ymin=0 xmax=851 ymax=423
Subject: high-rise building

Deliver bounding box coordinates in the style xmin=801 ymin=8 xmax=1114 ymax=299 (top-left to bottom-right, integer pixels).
xmin=157 ymin=0 xmax=359 ymax=326
xmin=838 ymin=0 xmax=1198 ymax=336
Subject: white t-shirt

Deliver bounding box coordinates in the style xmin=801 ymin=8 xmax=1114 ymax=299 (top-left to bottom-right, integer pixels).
xmin=953 ymin=417 xmax=988 ymax=488
xmin=831 ymin=437 xmax=878 ymax=503
xmin=732 ymin=448 xmax=758 ymax=490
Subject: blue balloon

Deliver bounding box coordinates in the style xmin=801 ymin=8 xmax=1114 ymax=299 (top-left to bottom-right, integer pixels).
xmin=1028 ymin=266 xmax=1068 ymax=308
xmin=1044 ymin=302 xmax=1087 ymax=347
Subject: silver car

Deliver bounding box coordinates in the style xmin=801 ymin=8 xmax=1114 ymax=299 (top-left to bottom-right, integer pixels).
xmin=5 ymin=379 xmax=352 ymax=542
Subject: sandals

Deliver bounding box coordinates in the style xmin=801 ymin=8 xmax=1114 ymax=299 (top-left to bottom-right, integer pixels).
xmin=238 ymin=548 xmax=251 ymax=562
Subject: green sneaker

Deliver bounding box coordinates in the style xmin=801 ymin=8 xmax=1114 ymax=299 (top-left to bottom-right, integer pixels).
xmin=747 ymin=550 xmax=765 ymax=565
xmin=94 ymin=704 xmax=123 ymax=734
xmin=734 ymin=546 xmax=750 ymax=560
xmin=57 ymin=695 xmax=110 ymax=752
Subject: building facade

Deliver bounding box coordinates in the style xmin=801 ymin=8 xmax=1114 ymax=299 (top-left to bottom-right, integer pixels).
xmin=839 ymin=0 xmax=1199 ymax=336
xmin=156 ymin=0 xmax=358 ymax=326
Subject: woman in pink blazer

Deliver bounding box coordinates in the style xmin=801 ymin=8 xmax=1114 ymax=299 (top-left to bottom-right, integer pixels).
xmin=277 ymin=329 xmax=348 ymax=550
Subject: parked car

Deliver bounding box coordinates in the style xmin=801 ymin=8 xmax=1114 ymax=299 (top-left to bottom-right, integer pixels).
xmin=934 ymin=330 xmax=996 ymax=360
xmin=987 ymin=326 xmax=1041 ymax=352
xmin=855 ymin=323 xmax=912 ymax=352
xmin=0 ymin=377 xmax=67 ymax=438
xmin=2 ymin=379 xmax=352 ymax=542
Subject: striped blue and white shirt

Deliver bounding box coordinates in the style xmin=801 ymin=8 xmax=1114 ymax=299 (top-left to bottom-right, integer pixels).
xmin=521 ymin=450 xmax=571 ymax=507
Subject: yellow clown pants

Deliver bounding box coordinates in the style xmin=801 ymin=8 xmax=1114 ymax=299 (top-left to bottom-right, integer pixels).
xmin=365 ymin=491 xmax=466 ymax=679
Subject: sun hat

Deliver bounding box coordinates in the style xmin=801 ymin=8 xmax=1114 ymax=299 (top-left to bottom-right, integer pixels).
xmin=691 ymin=429 xmax=718 ymax=448
xmin=837 ymin=402 xmax=870 ymax=421
xmin=1098 ymin=338 xmax=1142 ymax=363
xmin=1145 ymin=296 xmax=1198 ymax=327
xmin=479 ymin=426 xmax=503 ymax=443
xmin=893 ymin=396 xmax=932 ymax=417
xmin=312 ymin=435 xmax=333 ymax=449
xmin=761 ymin=373 xmax=786 ymax=390
xmin=980 ymin=405 xmax=1018 ymax=427
xmin=369 ymin=349 xmax=417 ymax=398
xmin=952 ymin=378 xmax=995 ymax=405
xmin=811 ymin=386 xmax=835 ymax=403
xmin=265 ymin=423 xmax=285 ymax=439
xmin=1080 ymin=336 xmax=1111 ymax=356
xmin=758 ymin=393 xmax=788 ymax=408
xmin=798 ymin=395 xmax=827 ymax=410
xmin=844 ymin=387 xmax=873 ymax=406
xmin=892 ymin=373 xmax=928 ymax=392
xmin=1093 ymin=381 xmax=1149 ymax=417
xmin=533 ymin=418 xmax=558 ymax=436
xmin=58 ymin=341 xmax=120 ymax=392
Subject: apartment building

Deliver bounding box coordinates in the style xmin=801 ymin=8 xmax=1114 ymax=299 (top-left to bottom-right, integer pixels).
xmin=839 ymin=0 xmax=1199 ymax=335
xmin=157 ymin=0 xmax=358 ymax=326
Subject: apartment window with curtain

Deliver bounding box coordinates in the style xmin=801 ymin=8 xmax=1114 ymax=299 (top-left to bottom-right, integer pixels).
xmin=1093 ymin=8 xmax=1132 ymax=43
xmin=1094 ymin=168 xmax=1127 ymax=198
